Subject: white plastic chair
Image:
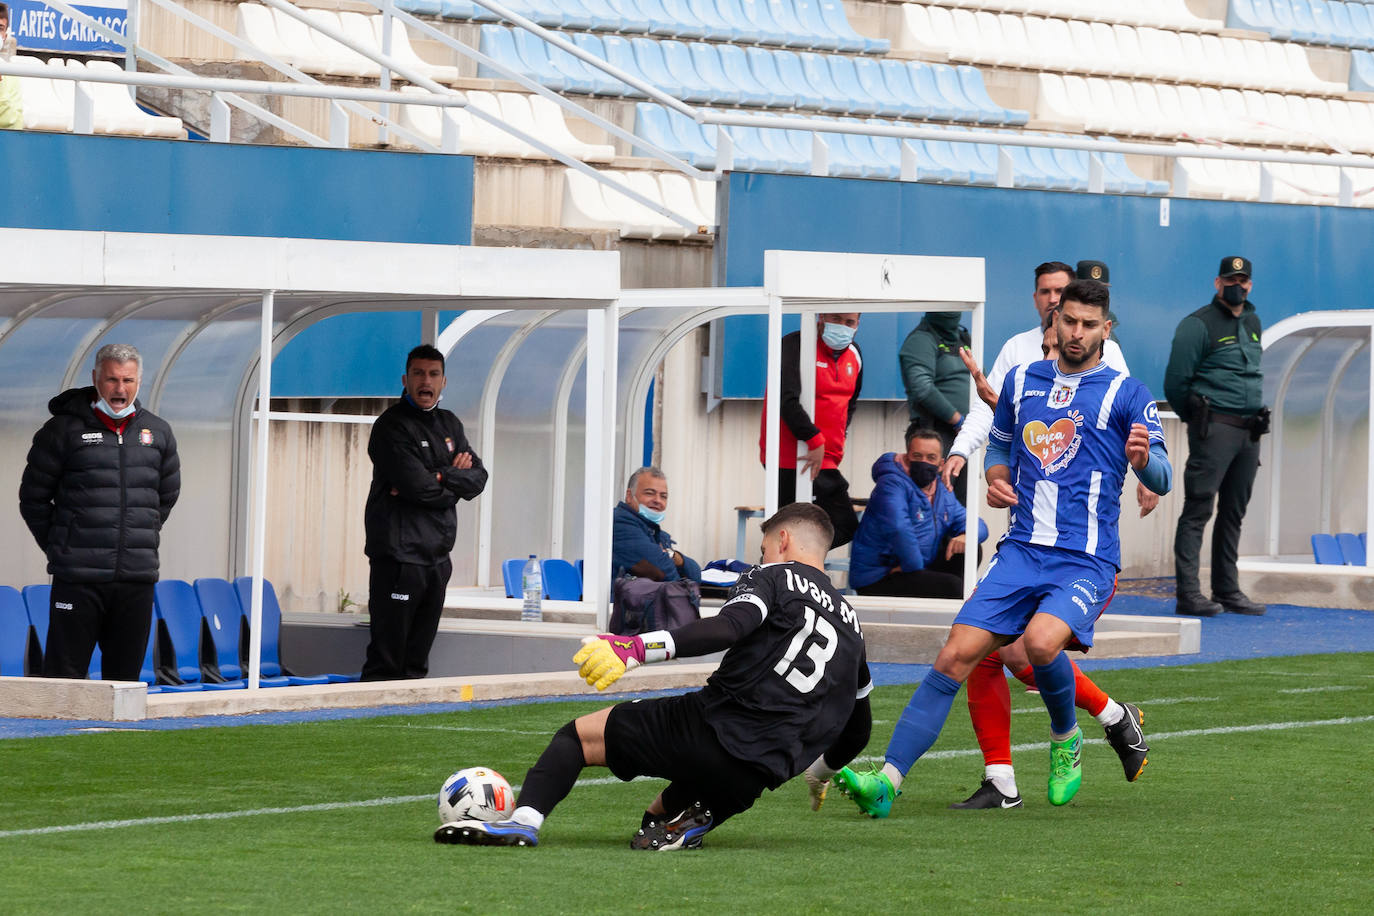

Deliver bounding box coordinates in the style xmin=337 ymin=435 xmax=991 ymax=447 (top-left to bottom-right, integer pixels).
xmin=656 ymin=171 xmax=709 ymax=228
xmin=81 ymin=60 xmax=183 ymax=138
xmin=1035 ymin=73 xmax=1077 ymax=122
xmin=1082 ymin=77 xmax=1120 ymax=131
xmin=528 ymin=94 xmax=615 ymax=162
xmin=494 ymin=91 xmax=554 ymax=159
xmin=13 ymin=55 xmax=70 ymax=131
xmin=693 ymin=175 xmax=717 ymax=224
xmin=619 ymin=169 xmax=691 ymax=239
xmin=598 ymin=169 xmax=667 ymax=239
xmin=303 ymin=9 xmax=380 ymax=78
xmin=466 ymin=89 xmax=537 ymax=157
xmin=997 ymin=15 xmax=1038 ymax=70
xmin=899 ymin=4 xmax=949 ymax=56
xmin=235 ymin=4 xmax=293 ymax=64
xmin=561 ymin=168 xmax=626 ymax=233
xmin=1019 ymin=17 xmax=1053 ymax=71
xmin=970 ymin=11 xmax=1008 ymax=65
xmin=270 ymin=7 xmax=335 ymax=74
xmin=1129 ymin=82 xmax=1174 ymax=137
xmin=1111 ymin=24 xmax=1148 ymax=79
xmin=1065 ymin=20 xmax=1102 ymax=74
xmin=369 ymin=15 xmax=460 ymax=84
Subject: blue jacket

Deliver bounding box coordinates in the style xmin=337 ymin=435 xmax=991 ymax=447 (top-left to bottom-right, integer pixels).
xmin=611 ymin=501 xmax=702 ymax=583
xmin=849 ymin=453 xmax=988 ymax=589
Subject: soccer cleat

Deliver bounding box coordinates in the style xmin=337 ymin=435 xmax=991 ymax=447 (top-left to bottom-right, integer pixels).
xmin=630 ymin=801 xmax=713 ymax=851
xmin=948 ymin=778 xmax=1023 ymax=810
xmin=1104 ymin=702 xmax=1149 ymax=782
xmin=434 ymin=818 xmax=539 ymax=847
xmin=832 ymin=766 xmax=899 ymax=819
xmin=1047 ymin=728 xmax=1083 ymax=806
xmin=803 ymin=770 xmax=829 ymax=811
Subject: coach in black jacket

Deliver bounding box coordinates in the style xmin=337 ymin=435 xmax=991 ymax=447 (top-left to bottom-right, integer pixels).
xmin=361 ymin=344 xmax=488 ymax=680
xmin=19 ymin=343 xmax=180 ymax=681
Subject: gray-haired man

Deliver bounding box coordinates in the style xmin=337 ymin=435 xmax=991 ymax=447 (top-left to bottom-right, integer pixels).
xmin=20 ymin=344 xmax=181 ymax=680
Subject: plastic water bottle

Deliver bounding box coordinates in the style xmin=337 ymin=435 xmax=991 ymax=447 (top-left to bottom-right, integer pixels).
xmin=521 ymin=554 xmax=543 ymax=622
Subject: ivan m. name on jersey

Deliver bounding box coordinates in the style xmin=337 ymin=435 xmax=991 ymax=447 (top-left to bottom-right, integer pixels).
xmin=988 ymin=359 xmax=1166 ymax=568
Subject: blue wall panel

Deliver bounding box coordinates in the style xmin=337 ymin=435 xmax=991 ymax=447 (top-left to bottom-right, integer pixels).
xmin=719 ymin=172 xmax=1374 ymax=400
xmin=0 ymin=132 xmax=475 ymax=396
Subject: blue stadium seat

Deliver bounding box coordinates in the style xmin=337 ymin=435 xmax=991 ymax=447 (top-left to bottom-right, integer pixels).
xmin=687 ymin=42 xmax=744 ymax=105
xmin=664 ymin=40 xmax=731 ymax=103
xmin=773 ymin=49 xmax=825 ymax=109
xmin=818 ymin=0 xmax=887 ymax=53
xmin=719 ymin=44 xmax=783 ymax=106
xmin=878 ymin=59 xmax=931 ymax=120
xmin=1268 ymin=0 xmax=1307 ymax=40
xmin=632 ymin=37 xmax=689 ymax=98
xmin=747 ymin=47 xmax=801 ymax=107
xmin=21 ymin=584 xmax=50 ymax=675
xmin=852 ymin=56 xmax=915 ymax=118
xmin=1311 ymin=532 xmax=1344 ymax=564
xmin=635 ymin=0 xmax=680 ymax=36
xmin=633 ymin=103 xmax=711 ymax=166
xmin=933 ymin=126 xmax=992 ymax=184
xmin=754 ymin=115 xmax=812 ymax=172
xmin=739 ymin=0 xmax=789 ymax=45
xmin=154 ymin=579 xmax=211 ymax=691
xmin=233 ymin=577 xmax=343 ymax=685
xmin=825 ymin=55 xmax=880 ymax=115
xmin=907 ymin=62 xmax=958 ymax=121
xmin=541 ymin=558 xmax=583 ymax=600
xmin=675 ymin=114 xmax=720 ymax=168
xmin=548 ymin=40 xmax=621 ymax=96
xmin=395 ymin=0 xmax=443 ymax=16
xmin=930 ymin=63 xmax=993 ymax=123
xmin=573 ymin=0 xmax=622 ymax=31
xmin=660 ymin=0 xmax=706 ymax=39
xmin=552 ymin=0 xmax=596 ymax=31
xmin=0 ymin=586 xmax=30 ymax=676
xmin=1326 ymin=0 xmax=1358 ymax=47
xmin=838 ymin=117 xmax=898 ymax=178
xmin=723 ymin=124 xmax=785 ymax=172
xmin=768 ymin=0 xmax=822 ymax=49
xmin=798 ymin=52 xmax=853 ymax=113
xmin=443 ymin=0 xmax=500 ymax=21
xmin=513 ymin=27 xmax=586 ymax=91
xmin=571 ymin=34 xmax=635 ymax=96
xmin=810 ymin=117 xmax=867 ymax=177
xmin=1228 ymin=0 xmax=1280 ymax=35
xmin=1049 ymin=145 xmax=1125 ymax=194
xmin=1308 ymin=0 xmax=1340 ymax=44
xmin=1337 ymin=532 xmax=1366 ymax=565
xmin=497 ymin=0 xmax=557 ymax=28
xmin=1351 ymin=49 xmax=1374 ymax=91
xmin=477 ymin=25 xmax=536 ymax=84
xmin=1346 ymin=5 xmax=1374 ymax=50
xmin=598 ymin=34 xmax=654 ymax=98
xmin=502 ymin=558 xmax=525 ymax=598
xmin=795 ymin=0 xmax=856 ymax=51
xmin=686 ymin=0 xmax=738 ymax=41
xmin=715 ymin=0 xmax=765 ymax=44
xmin=1289 ymin=0 xmax=1333 ymax=44
xmin=194 ymin=578 xmax=261 ymax=687
xmin=1095 ymin=136 xmax=1170 ymax=195
xmin=958 ymin=66 xmax=1028 ymax=126
xmin=1025 ymin=144 xmax=1079 ymax=191
xmin=609 ymin=0 xmax=654 ymax=33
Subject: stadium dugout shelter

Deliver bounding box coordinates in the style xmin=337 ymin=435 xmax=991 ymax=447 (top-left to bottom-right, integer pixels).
xmin=1 ymin=230 xmax=1012 ymax=718
xmin=1238 ymin=309 xmax=1374 ymax=609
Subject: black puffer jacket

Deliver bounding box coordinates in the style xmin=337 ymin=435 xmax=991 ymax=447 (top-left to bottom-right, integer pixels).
xmin=364 ymin=395 xmax=487 ymax=566
xmin=19 ymin=387 xmax=181 ymax=583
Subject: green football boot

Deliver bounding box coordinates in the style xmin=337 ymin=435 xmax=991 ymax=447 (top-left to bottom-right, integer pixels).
xmin=1047 ymin=727 xmax=1083 ymax=806
xmin=832 ymin=766 xmax=899 ymax=819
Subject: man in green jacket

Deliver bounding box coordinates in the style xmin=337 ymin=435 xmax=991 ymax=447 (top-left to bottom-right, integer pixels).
xmin=898 ymin=312 xmax=971 ymax=501
xmin=1163 ymin=256 xmax=1267 ymax=617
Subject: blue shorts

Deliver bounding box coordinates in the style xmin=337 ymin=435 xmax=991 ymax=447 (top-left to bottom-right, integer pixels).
xmin=953 ymin=539 xmax=1118 ymax=650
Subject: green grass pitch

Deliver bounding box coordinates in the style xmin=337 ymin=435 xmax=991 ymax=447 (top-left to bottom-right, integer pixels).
xmin=1 ymin=653 xmax=1369 ymax=914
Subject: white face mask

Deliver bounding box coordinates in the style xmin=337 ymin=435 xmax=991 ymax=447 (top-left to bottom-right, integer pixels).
xmin=94 ymin=398 xmax=137 ymax=420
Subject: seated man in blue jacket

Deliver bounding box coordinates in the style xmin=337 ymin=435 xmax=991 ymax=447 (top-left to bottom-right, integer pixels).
xmin=849 ymin=426 xmax=987 ymax=599
xmin=612 ymin=466 xmax=702 ymax=583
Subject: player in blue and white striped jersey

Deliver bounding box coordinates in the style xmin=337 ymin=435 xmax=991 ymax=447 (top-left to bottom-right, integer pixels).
xmin=835 ymin=279 xmax=1172 ymax=814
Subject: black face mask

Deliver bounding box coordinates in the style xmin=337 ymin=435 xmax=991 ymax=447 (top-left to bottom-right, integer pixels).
xmin=908 ymin=461 xmax=940 ymax=488
xmin=1220 ymin=284 xmax=1246 ymax=307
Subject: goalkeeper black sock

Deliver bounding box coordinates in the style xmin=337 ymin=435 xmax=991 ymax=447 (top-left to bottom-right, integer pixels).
xmin=515 ymin=720 xmax=586 ymax=817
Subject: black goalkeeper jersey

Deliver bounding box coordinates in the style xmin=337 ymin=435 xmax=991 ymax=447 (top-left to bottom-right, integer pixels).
xmin=697 ymin=561 xmax=872 ymax=787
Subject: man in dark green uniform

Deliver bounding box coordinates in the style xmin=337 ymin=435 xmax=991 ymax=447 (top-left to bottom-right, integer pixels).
xmin=1164 ymin=256 xmax=1268 ymax=617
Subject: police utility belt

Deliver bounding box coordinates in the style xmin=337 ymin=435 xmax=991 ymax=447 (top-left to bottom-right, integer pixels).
xmin=1188 ymin=393 xmax=1270 ymax=442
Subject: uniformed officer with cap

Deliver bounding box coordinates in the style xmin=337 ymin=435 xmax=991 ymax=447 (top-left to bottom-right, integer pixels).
xmin=1077 ymin=260 xmax=1120 ymax=341
xmin=1164 ymin=256 xmax=1268 ymax=617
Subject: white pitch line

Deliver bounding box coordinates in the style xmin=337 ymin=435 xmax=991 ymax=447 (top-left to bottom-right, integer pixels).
xmin=5 ymin=716 xmax=1372 ymax=840
xmin=1011 ymin=695 xmax=1220 ymax=714
xmin=1277 ymin=685 xmax=1365 ymax=694
xmin=371 ymin=724 xmax=555 ymax=736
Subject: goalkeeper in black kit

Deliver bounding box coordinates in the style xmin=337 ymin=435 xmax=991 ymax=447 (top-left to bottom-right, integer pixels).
xmin=435 ymin=502 xmax=873 ymax=850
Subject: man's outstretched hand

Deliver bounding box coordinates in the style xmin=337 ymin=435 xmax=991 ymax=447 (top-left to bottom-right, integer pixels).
xmin=574 ymin=635 xmax=646 ymax=690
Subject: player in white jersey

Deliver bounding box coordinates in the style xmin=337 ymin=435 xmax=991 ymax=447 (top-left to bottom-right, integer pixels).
xmin=833 ymin=279 xmax=1172 ymax=815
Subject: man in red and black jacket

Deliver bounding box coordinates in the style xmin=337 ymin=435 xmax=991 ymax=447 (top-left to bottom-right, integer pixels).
xmin=758 ymin=312 xmax=863 ymax=547
xmin=20 ymin=344 xmax=180 ymax=681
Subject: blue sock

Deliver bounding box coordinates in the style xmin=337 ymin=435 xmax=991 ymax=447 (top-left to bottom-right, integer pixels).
xmin=884 ymin=669 xmax=962 ymax=776
xmin=1032 ymin=651 xmax=1078 ymax=736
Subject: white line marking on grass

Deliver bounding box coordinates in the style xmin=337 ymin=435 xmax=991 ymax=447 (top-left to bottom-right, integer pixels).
xmin=1011 ymin=695 xmax=1219 ymax=713
xmin=1277 ymin=685 xmax=1365 ymax=694
xmin=6 ymin=716 xmax=1372 ymax=840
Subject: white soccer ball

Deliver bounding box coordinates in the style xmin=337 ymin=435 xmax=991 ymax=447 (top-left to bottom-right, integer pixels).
xmin=438 ymin=767 xmax=516 ymax=824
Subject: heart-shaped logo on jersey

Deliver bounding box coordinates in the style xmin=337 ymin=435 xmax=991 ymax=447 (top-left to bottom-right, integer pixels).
xmin=1023 ymin=417 xmax=1078 ymax=469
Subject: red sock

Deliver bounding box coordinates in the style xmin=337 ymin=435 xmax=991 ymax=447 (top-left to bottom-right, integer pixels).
xmin=1010 ymin=664 xmax=1035 ymax=687
xmin=967 ymin=653 xmax=1012 ymax=767
xmin=1071 ymin=660 xmax=1108 ymax=716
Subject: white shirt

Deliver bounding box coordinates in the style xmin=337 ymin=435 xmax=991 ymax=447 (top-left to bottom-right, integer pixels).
xmin=950 ymin=326 xmax=1130 ymax=460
